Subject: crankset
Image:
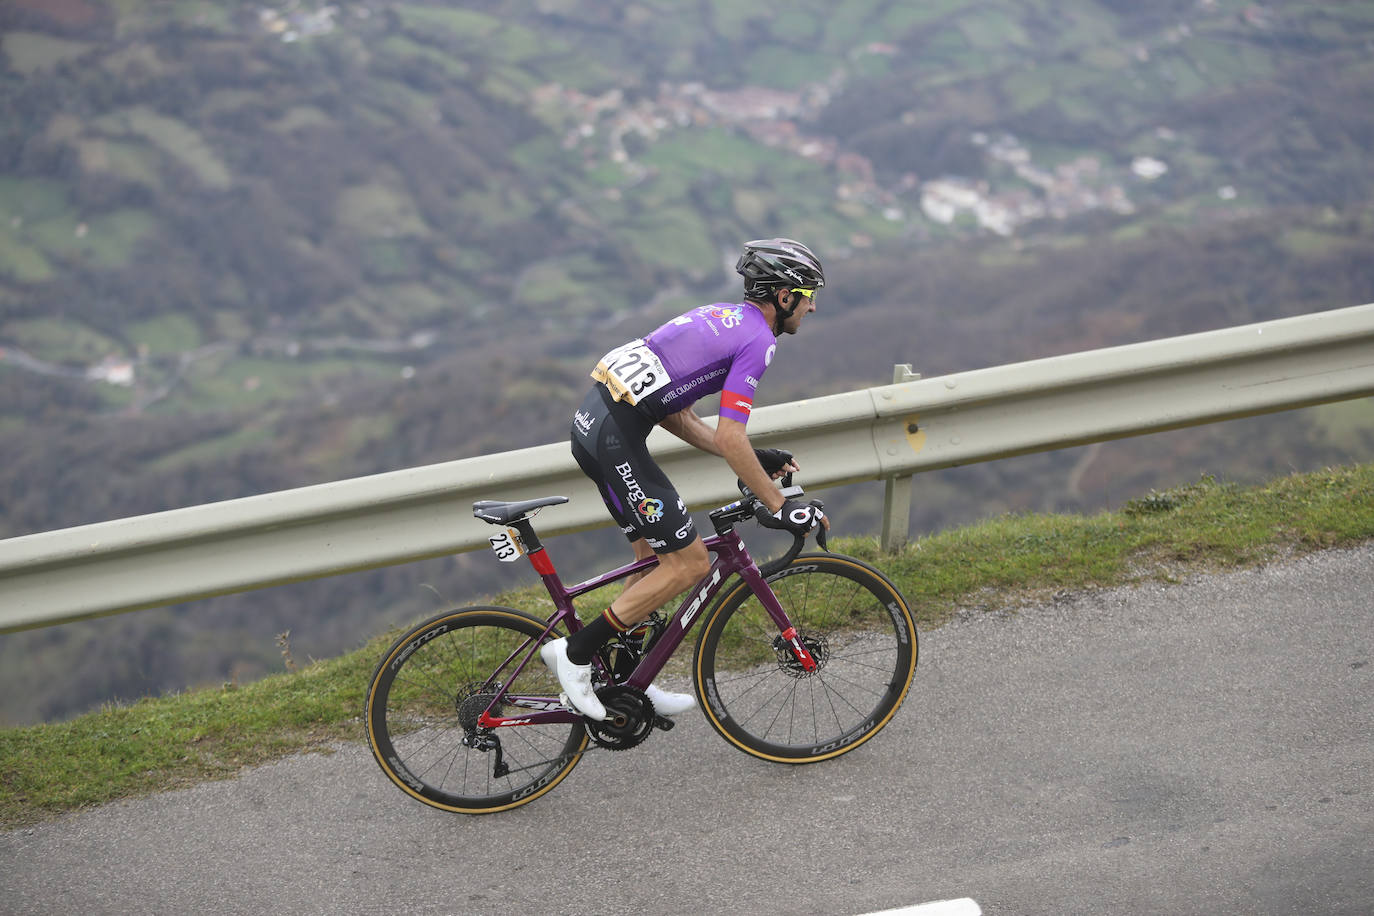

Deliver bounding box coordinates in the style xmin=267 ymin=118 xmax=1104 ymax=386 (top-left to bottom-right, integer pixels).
xmin=585 ymin=685 xmax=669 ymax=751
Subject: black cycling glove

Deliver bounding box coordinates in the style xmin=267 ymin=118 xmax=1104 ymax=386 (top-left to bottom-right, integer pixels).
xmin=754 ymin=498 xmax=824 ymax=535
xmin=754 ymin=448 xmax=795 ymax=476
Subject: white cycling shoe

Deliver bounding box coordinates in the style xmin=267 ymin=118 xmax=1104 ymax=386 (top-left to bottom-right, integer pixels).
xmin=644 ymin=684 xmax=696 ymax=716
xmin=540 ymin=638 xmax=607 ymax=721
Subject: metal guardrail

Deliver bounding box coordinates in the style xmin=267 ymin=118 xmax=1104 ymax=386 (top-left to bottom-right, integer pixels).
xmin=2 ymin=302 xmax=1372 ymax=633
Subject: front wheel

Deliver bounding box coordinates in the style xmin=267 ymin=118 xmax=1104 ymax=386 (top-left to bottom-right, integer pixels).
xmin=694 ymin=553 xmax=917 ymax=764
xmin=365 ymin=606 xmax=587 ymax=814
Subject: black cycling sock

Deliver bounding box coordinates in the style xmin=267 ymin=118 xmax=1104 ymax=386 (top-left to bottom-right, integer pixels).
xmin=566 ymin=611 xmax=618 ymax=665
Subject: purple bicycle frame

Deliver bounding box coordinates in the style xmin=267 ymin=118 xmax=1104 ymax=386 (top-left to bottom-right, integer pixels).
xmin=476 ymin=526 xmax=817 ymax=730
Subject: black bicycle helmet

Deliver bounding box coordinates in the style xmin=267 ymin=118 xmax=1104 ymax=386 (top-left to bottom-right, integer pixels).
xmin=736 ymin=238 xmax=825 ymax=299
xmin=735 ymin=238 xmax=825 ymax=333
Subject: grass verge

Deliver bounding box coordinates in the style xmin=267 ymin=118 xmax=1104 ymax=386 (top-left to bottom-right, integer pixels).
xmin=2 ymin=463 xmax=1372 ymax=828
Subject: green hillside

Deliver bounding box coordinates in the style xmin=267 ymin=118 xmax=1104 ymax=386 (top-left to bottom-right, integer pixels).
xmin=1 ymin=0 xmax=1372 ymax=724
xmin=4 ymin=1 xmax=1371 ymax=426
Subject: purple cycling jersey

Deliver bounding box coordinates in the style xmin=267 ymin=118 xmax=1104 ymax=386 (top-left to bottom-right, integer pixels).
xmin=613 ymin=302 xmax=776 ymax=424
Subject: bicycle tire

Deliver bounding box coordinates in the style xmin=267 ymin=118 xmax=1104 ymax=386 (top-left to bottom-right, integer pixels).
xmin=365 ymin=606 xmax=587 ymax=813
xmin=693 ymin=553 xmax=917 ymax=764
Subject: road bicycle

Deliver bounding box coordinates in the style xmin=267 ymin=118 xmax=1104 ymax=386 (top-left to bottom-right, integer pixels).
xmin=365 ymin=480 xmax=918 ymax=813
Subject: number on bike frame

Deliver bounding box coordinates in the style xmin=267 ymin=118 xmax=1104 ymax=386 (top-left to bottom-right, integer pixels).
xmin=488 ymin=528 xmax=525 ymax=562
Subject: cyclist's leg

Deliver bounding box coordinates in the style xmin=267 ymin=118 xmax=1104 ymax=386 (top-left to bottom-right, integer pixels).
xmin=571 ymin=387 xmax=640 ymax=541
xmin=593 ymin=409 xmax=709 ymax=624
xmin=561 ymin=387 xmax=706 ymax=715
xmin=571 ymin=385 xmax=709 ymax=629
xmin=612 ymin=537 xmax=707 ymax=626
xmin=623 ymin=536 xmax=655 ymax=588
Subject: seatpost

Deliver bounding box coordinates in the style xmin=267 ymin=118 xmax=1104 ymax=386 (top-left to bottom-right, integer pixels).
xmin=513 ymin=517 xmax=558 ymax=578
xmin=512 ymin=518 xmax=542 ymax=553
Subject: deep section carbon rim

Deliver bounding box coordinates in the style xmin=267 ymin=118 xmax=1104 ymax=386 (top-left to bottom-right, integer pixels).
xmin=365 ymin=607 xmax=586 ymax=813
xmin=694 ymin=554 xmax=917 ymax=763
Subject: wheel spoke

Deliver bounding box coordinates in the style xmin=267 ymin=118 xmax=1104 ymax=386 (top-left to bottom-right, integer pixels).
xmin=367 ymin=609 xmax=587 ymax=812
xmin=697 ymin=556 xmax=916 ymax=761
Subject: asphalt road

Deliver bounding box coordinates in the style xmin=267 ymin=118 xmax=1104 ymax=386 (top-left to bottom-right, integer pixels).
xmin=3 ymin=545 xmax=1371 ymax=915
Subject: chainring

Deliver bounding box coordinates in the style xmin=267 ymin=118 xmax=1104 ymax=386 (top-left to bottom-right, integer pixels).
xmin=585 ymin=685 xmax=655 ymax=751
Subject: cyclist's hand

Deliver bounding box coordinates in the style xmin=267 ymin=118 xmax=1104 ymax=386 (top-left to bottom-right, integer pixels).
xmin=754 ymin=447 xmax=797 ymax=480
xmin=755 ymin=498 xmax=824 ymax=535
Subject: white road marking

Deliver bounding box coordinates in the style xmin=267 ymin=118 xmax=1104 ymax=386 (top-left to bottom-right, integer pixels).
xmin=861 ymin=899 xmax=983 ymax=916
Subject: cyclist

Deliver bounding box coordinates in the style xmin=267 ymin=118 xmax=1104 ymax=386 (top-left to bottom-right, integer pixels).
xmin=543 ymin=238 xmax=829 ymax=720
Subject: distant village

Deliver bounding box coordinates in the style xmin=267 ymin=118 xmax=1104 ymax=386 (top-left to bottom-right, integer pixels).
xmin=246 ymin=6 xmax=1240 ymax=243
xmin=33 ymin=2 xmax=1251 ymax=396
xmin=529 ymin=65 xmax=1183 ymax=242
xmin=257 ymin=4 xmax=342 ymax=43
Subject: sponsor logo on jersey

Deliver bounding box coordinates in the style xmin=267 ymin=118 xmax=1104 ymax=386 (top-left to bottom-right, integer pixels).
xmin=693 ymin=306 xmax=723 ymax=336
xmin=764 ymin=343 xmax=776 ymax=367
xmin=659 ymin=366 xmax=726 ymax=404
xmin=637 ymin=497 xmax=664 ymax=522
xmin=573 ymin=410 xmax=594 ymax=436
xmin=745 ymin=375 xmax=760 ymax=389
xmin=709 ymin=306 xmax=745 ymax=329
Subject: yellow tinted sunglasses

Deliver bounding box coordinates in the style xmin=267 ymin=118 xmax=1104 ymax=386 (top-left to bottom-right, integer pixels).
xmin=791 ymin=288 xmax=818 ymax=300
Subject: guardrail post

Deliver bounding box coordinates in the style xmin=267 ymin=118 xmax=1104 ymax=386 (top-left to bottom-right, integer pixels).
xmin=891 ymin=363 xmax=921 ymax=384
xmin=881 ymin=475 xmax=913 ymax=552
xmin=880 ymin=364 xmax=922 ymax=552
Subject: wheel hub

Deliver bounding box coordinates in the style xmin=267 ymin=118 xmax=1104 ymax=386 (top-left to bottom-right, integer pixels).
xmin=772 ymin=632 xmax=828 ymax=678
xmin=455 ymin=682 xmax=501 ymax=733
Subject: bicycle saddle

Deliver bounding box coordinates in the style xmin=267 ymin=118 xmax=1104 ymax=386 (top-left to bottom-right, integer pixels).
xmin=472 ymin=496 xmax=569 ymax=525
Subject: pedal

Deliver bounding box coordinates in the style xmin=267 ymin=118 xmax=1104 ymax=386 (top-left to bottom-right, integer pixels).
xmin=653 ymin=714 xmax=675 ymax=731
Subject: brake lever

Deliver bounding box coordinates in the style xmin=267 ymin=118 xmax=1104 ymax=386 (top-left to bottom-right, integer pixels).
xmin=811 ymin=498 xmax=829 ymax=552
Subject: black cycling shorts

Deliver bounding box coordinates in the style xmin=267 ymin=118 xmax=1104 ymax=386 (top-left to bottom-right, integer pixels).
xmin=570 ymin=384 xmax=697 ymax=553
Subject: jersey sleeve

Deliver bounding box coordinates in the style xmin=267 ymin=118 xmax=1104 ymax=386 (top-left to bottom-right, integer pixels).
xmin=718 ymin=330 xmax=775 ymax=424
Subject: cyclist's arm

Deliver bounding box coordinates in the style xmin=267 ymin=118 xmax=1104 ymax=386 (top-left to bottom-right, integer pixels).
xmin=658 ymin=406 xmax=719 ymax=453
xmin=660 ymin=409 xmax=784 ymax=513
xmin=714 ymin=417 xmax=787 ymax=514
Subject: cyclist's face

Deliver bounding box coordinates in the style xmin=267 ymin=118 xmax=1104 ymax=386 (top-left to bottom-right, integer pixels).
xmin=780 ymin=289 xmax=817 ymax=335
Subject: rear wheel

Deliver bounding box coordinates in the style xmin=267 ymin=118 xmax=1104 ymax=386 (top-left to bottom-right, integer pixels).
xmin=365 ymin=606 xmax=586 ymax=813
xmin=694 ymin=554 xmax=917 ymax=763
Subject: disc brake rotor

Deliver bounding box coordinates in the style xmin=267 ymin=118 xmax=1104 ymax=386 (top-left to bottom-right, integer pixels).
xmin=772 ymin=632 xmax=829 ymax=678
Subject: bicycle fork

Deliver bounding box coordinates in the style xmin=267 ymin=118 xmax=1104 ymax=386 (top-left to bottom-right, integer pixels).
xmin=735 ymin=562 xmax=818 ymax=673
